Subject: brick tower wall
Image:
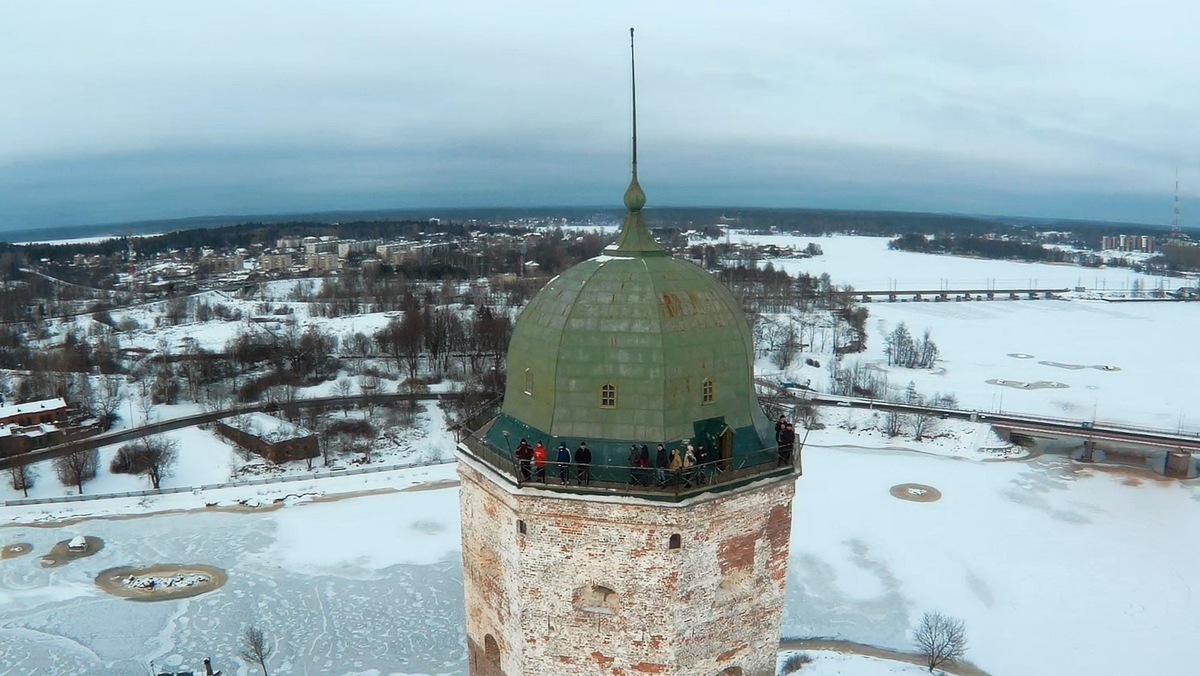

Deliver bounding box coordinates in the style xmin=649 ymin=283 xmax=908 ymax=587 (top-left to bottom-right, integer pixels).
xmin=458 ymin=454 xmax=796 ymax=676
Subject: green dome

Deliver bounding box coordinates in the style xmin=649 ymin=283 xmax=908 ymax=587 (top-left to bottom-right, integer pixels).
xmin=489 ymin=237 xmax=774 ymax=465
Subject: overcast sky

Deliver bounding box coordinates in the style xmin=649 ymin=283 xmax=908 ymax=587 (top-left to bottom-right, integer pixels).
xmin=2 ymin=0 xmax=1198 ymax=230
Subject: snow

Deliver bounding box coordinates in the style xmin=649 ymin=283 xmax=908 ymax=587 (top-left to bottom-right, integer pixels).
xmin=749 ymin=235 xmax=1200 ymax=432
xmin=803 ymin=417 xmax=1022 ymax=461
xmin=7 ymin=441 xmax=1200 ymax=674
xmin=779 ymin=650 xmax=931 ymax=675
xmin=6 ymin=232 xmax=1200 ymax=673
xmin=841 ymin=297 xmax=1200 ymax=431
xmin=784 ymin=446 xmax=1200 ymax=676
xmin=740 ymin=234 xmax=1170 ymax=292
xmin=232 ymin=411 xmax=312 ymax=442
xmin=262 ymin=487 xmax=461 ymax=573
xmin=0 ymin=397 xmax=65 ymax=420
xmin=122 ymin=573 xmax=210 ymax=589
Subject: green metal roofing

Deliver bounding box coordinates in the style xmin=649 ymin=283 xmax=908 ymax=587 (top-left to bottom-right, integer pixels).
xmin=496 ymin=237 xmax=773 ymax=458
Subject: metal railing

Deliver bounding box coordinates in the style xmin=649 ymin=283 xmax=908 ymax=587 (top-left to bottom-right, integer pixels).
xmin=459 ymin=423 xmax=799 ymax=502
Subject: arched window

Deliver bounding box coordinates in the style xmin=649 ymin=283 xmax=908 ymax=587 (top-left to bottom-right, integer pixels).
xmin=668 ymin=534 xmax=681 ymax=550
xmin=524 ymin=369 xmax=533 ymax=396
xmin=702 ymin=378 xmax=715 ymax=404
xmin=600 ymin=383 xmax=616 ymax=408
xmin=483 ymin=634 xmax=500 ymax=664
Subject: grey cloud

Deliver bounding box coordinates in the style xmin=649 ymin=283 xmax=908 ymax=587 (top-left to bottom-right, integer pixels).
xmin=1 ymin=0 xmax=1198 ymax=229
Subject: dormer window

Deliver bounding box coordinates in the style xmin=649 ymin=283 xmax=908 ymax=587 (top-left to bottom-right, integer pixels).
xmin=600 ymin=384 xmax=616 ymax=408
xmin=702 ymin=378 xmax=715 ymax=405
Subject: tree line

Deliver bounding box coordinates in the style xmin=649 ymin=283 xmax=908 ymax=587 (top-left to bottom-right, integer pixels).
xmin=887 ymin=233 xmax=1073 ymax=263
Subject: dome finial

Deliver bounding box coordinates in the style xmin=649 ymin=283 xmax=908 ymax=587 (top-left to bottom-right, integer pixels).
xmin=624 ymin=27 xmax=646 ymax=213
xmin=609 ymin=28 xmax=661 ymax=254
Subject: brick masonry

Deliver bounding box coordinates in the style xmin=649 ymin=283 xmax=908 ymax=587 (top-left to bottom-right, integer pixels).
xmin=458 ymin=450 xmax=797 ymax=676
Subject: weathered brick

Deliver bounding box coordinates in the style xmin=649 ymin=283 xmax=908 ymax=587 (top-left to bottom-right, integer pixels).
xmin=458 ymin=452 xmax=796 ymax=676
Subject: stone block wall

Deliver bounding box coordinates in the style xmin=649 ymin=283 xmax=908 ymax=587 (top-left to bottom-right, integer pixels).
xmin=458 ymin=451 xmax=796 ymax=676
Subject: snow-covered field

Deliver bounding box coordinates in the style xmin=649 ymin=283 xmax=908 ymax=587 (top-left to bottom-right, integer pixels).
xmin=753 ymin=235 xmax=1200 ymax=432
xmin=4 ymin=445 xmax=1198 ymax=675
xmin=5 ymin=233 xmax=1200 ymax=674
xmin=738 ymin=233 xmax=1171 ymax=292
xmin=0 ymin=400 xmax=458 ymax=504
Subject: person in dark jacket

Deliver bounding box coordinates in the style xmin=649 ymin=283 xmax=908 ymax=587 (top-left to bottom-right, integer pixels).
xmin=781 ymin=423 xmax=796 ymax=466
xmin=515 ymin=438 xmax=533 ymax=482
xmin=575 ymin=441 xmax=592 ymax=485
xmin=655 ymin=443 xmax=669 ymax=487
xmin=556 ymin=442 xmax=572 ymax=485
xmin=628 ymin=444 xmax=642 ymax=485
xmin=695 ymin=444 xmax=709 ymax=485
xmin=775 ymin=414 xmax=788 ymax=456
xmin=638 ymin=444 xmax=651 ymax=486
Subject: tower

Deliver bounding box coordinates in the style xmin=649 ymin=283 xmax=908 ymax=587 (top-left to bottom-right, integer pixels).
xmin=1172 ymin=168 xmax=1183 ymax=235
xmin=457 ymin=29 xmax=798 ymax=676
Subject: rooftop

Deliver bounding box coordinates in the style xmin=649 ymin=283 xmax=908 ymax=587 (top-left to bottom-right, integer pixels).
xmin=229 ymin=412 xmax=313 ymax=443
xmin=0 ymin=398 xmax=67 ymax=420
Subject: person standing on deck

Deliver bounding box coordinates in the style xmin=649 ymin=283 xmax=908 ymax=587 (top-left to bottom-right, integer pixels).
xmin=556 ymin=442 xmax=573 ymax=485
xmin=655 ymin=443 xmax=669 ymax=487
xmin=533 ymin=441 xmax=548 ymax=483
xmin=575 ymin=441 xmax=592 ymax=485
xmin=515 ymin=438 xmax=533 ymax=482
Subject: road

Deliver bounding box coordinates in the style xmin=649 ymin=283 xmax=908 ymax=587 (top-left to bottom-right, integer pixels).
xmin=795 ymin=391 xmax=1200 ymax=453
xmin=0 ymin=391 xmax=465 ymax=471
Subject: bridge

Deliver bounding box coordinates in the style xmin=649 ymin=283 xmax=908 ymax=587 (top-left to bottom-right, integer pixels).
xmin=853 ymin=288 xmax=1069 ymax=302
xmin=790 ymin=392 xmax=1200 ymax=477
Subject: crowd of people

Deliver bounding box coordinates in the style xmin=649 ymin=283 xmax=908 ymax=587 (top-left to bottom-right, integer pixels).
xmin=510 ymin=415 xmax=798 ymax=490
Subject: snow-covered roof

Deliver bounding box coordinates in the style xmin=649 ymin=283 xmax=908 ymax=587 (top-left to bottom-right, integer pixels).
xmin=0 ymin=398 xmax=66 ymax=420
xmin=232 ymin=412 xmax=313 ymax=443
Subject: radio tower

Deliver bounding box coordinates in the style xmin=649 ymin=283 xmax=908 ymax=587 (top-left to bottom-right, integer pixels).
xmin=1172 ymin=168 xmax=1183 ymax=235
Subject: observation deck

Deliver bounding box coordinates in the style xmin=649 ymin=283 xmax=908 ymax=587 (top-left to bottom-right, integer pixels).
xmin=456 ymin=417 xmax=800 ymax=503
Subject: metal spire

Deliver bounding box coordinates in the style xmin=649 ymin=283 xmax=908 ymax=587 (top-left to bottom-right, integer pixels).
xmin=622 ymin=27 xmax=647 ymax=214
xmin=609 ymin=26 xmax=661 ymax=254
xmin=631 ymin=27 xmax=638 ymax=181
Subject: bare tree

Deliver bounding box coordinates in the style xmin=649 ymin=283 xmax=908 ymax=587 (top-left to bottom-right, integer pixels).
xmin=333 ymin=378 xmax=354 ymax=416
xmin=8 ymin=463 xmax=35 ymax=497
xmin=92 ymin=375 xmax=123 ymax=431
xmin=770 ymin=321 xmax=801 ymax=370
xmin=883 ymin=408 xmax=906 ymax=438
xmin=911 ymin=412 xmax=935 ymax=441
xmin=316 ymin=419 xmax=333 ymax=467
xmin=53 ymin=446 xmax=99 ymax=494
xmin=238 ymin=624 xmax=273 ymax=676
xmin=912 ymin=611 xmax=967 ymax=673
xmin=358 ymin=373 xmax=381 ymax=414
xmin=139 ymin=436 xmax=179 ymax=489
xmin=138 ymin=389 xmax=155 ymax=424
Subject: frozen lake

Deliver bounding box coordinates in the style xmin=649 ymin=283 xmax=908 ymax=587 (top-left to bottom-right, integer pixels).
xmin=737 ymin=233 xmax=1173 ymax=292
xmin=0 ymin=487 xmax=466 ymax=676
xmin=4 ymin=447 xmax=1199 ymax=675
xmin=745 ymin=235 xmax=1200 ymax=432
